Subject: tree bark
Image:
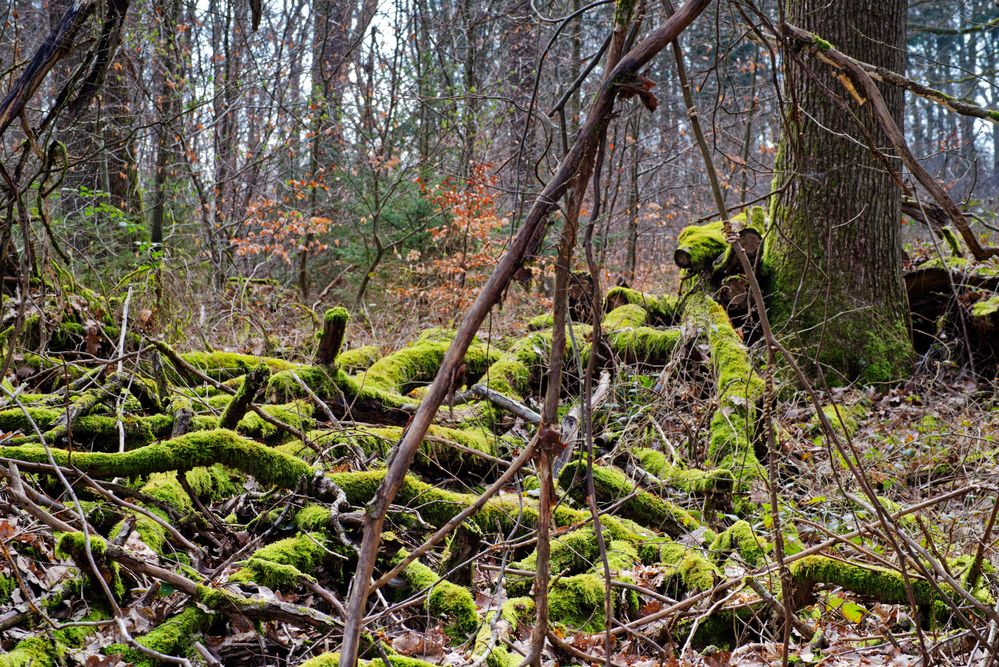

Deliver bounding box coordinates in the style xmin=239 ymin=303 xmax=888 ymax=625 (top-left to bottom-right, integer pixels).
xmin=766 ymin=0 xmax=913 ymax=384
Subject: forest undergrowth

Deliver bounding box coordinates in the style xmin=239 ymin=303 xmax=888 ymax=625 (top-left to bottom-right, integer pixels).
xmin=1 ymin=226 xmax=998 ymax=667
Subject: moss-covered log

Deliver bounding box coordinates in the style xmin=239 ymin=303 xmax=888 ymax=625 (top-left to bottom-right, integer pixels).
xmin=674 ymin=208 xmax=765 ymax=276
xmin=682 ymin=292 xmax=765 ymax=484
xmin=304 ymin=423 xmax=511 ymax=479
xmin=0 ymin=429 xmax=313 ymax=489
xmin=105 ymin=606 xmax=213 ymax=667
xmin=629 ymin=447 xmax=734 ymax=495
xmin=604 ymin=286 xmax=680 ymax=324
xmin=602 ymin=304 xmax=681 ymax=364
xmin=557 ymin=461 xmax=703 ymax=538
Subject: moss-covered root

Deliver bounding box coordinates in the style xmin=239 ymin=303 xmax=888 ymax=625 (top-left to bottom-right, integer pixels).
xmin=105 ymin=606 xmax=213 ymax=667
xmin=683 ymin=292 xmax=766 ymax=483
xmin=359 ymin=330 xmax=499 ymax=396
xmin=630 ymin=447 xmax=735 ymax=495
xmin=337 ymin=345 xmax=381 ymax=373
xmin=709 ymin=520 xmax=769 ymax=567
xmin=305 ymin=423 xmax=510 ymax=480
xmin=659 ymin=542 xmax=718 ymax=594
xmin=557 ymin=461 xmax=702 ymax=538
xmin=788 ymin=555 xmax=985 ymax=613
xmin=472 ymin=597 xmax=534 ymax=667
xmin=316 ymin=307 xmax=349 ymax=365
xmin=602 ymin=304 xmax=681 ymax=364
xmin=550 ymin=539 xmax=641 ymax=631
xmin=228 ymin=532 xmax=340 ymax=591
xmin=478 ymin=324 xmax=591 ymax=401
xmin=176 ymin=350 xmax=296 ymax=381
xmin=0 ymin=429 xmax=313 ymax=489
xmin=604 ymin=286 xmax=680 ymax=324
xmin=268 ymin=329 xmax=498 ymax=414
xmin=394 ymin=548 xmax=480 ymax=640
xmin=219 ymin=364 xmax=270 ymax=429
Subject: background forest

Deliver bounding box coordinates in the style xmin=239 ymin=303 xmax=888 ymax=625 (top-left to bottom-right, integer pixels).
xmin=2 ymin=0 xmax=999 ymax=666
xmin=3 ymin=0 xmax=995 ymax=337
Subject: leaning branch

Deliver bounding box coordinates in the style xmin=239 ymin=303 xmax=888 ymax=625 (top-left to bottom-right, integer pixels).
xmin=336 ymin=1 xmax=713 ymax=664
xmin=784 ymin=22 xmax=999 ymax=262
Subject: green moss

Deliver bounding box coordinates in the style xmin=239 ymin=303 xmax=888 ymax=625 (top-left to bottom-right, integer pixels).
xmin=789 ymin=555 xmax=972 ymax=608
xmin=55 ymin=532 xmax=123 ymax=599
xmin=396 ymin=549 xmax=479 ymax=639
xmin=558 ymin=462 xmax=703 ymax=538
xmin=360 ymin=336 xmax=499 ymax=395
xmin=295 ymin=504 xmax=334 ymax=531
xmin=603 ymin=304 xmax=648 ymax=330
xmin=0 ymin=573 xmax=15 ymax=604
xmin=230 ymin=533 xmax=329 ymax=589
xmin=105 ymin=606 xmax=211 ymax=667
xmin=607 ymin=326 xmax=682 ymax=364
xmin=337 ymin=345 xmax=382 ymax=373
xmin=604 ymin=286 xmax=679 ymax=324
xmin=478 ymin=325 xmax=590 ymax=401
xmin=709 ymin=520 xmax=768 ymax=567
xmin=178 ymin=351 xmax=296 ymax=381
xmin=972 ymin=295 xmax=999 ymax=318
xmin=809 ymin=403 xmax=868 ymax=440
xmin=0 ymin=429 xmax=314 ymax=489
xmin=307 ymin=423 xmax=508 ymax=476
xmin=683 ymin=293 xmax=766 ymax=483
xmin=548 ymin=574 xmax=611 ymax=631
xmin=812 ymin=35 xmax=833 ymax=51
xmin=660 ymin=542 xmax=717 ymax=592
xmin=527 ymin=312 xmax=554 ymax=330
xmin=0 ymin=636 xmax=58 ymax=667
xmin=676 ymin=220 xmax=728 ymax=271
xmin=632 ymin=448 xmax=735 ymax=494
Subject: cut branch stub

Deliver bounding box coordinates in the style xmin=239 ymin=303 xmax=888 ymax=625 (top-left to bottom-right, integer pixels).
xmin=316 ymin=307 xmax=349 ymax=366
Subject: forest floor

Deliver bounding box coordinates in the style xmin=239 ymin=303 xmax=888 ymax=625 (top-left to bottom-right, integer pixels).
xmin=1 ymin=235 xmax=998 ymax=667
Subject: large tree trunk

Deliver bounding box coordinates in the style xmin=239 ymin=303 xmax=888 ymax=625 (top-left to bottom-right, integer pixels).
xmin=765 ymin=0 xmax=912 ymax=384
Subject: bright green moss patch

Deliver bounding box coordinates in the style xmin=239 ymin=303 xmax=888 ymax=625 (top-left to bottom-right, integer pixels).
xmin=0 ymin=635 xmax=58 ymax=667
xmin=631 ymin=448 xmax=735 ymax=494
xmin=396 ymin=548 xmax=480 ymax=639
xmin=683 ymin=293 xmax=765 ymax=483
xmin=660 ymin=542 xmax=717 ymax=592
xmin=298 ymin=654 xmax=440 ymax=667
xmin=676 ymin=220 xmax=727 ymax=270
xmin=337 ymin=345 xmax=382 ymax=372
xmin=527 ymin=312 xmax=555 ymax=330
xmin=105 ymin=606 xmax=212 ymax=667
xmin=558 ymin=462 xmax=702 ymax=538
xmin=179 ymin=351 xmax=295 ymax=380
xmin=972 ymin=295 xmax=999 ymax=318
xmin=605 ymin=286 xmax=679 ymax=324
xmin=808 ymin=402 xmax=868 ymax=440
xmin=231 ymin=533 xmax=329 ymax=589
xmin=548 ymin=573 xmax=611 ymax=632
xmin=789 ymin=555 xmax=965 ymax=608
xmin=709 ymin=520 xmax=768 ymax=567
